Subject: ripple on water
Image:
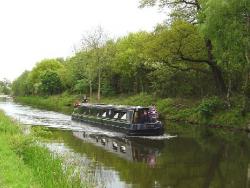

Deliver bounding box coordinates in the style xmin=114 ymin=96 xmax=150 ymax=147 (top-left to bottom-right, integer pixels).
xmin=126 ymin=133 xmax=177 ymax=140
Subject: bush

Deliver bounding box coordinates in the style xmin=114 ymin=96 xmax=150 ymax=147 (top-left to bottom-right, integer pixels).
xmin=197 ymin=97 xmax=225 ymax=119
xmin=156 ymin=98 xmax=174 ymax=115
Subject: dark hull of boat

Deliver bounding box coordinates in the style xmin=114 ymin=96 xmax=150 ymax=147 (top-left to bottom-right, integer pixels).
xmin=71 ymin=114 xmax=164 ymax=136
xmin=128 ymin=128 xmax=164 ymax=136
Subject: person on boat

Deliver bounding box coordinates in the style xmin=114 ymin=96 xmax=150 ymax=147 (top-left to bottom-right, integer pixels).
xmin=148 ymin=104 xmax=158 ymax=123
xmin=140 ymin=110 xmax=149 ymax=124
xmin=82 ymin=98 xmax=88 ymax=103
xmin=82 ymin=95 xmax=88 ymax=103
xmin=74 ymin=100 xmax=81 ymax=108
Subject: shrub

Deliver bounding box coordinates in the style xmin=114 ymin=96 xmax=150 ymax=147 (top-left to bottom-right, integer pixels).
xmin=197 ymin=96 xmax=225 ymax=119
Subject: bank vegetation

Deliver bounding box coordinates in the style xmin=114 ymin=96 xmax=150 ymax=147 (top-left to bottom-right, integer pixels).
xmin=0 ymin=110 xmax=89 ymax=187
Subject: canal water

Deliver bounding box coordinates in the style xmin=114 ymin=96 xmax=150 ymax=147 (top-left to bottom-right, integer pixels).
xmin=1 ymin=99 xmax=250 ymax=188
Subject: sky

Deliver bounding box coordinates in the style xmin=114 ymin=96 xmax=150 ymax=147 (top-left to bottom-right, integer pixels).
xmin=0 ymin=0 xmax=166 ymax=81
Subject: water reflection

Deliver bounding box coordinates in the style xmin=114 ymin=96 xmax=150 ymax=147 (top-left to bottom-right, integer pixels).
xmin=72 ymin=131 xmax=164 ymax=167
xmin=46 ymin=128 xmax=250 ymax=188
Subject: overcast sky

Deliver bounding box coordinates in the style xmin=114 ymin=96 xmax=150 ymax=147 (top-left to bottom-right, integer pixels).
xmin=0 ymin=0 xmax=166 ymax=81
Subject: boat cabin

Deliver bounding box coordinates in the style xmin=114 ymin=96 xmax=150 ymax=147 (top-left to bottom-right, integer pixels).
xmin=74 ymin=104 xmax=153 ymax=124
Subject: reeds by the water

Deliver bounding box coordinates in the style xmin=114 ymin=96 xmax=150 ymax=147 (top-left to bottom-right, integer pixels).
xmin=0 ymin=111 xmax=89 ymax=188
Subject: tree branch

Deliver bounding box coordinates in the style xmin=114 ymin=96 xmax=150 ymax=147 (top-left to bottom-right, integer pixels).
xmin=165 ymin=0 xmax=200 ymax=10
xmin=161 ymin=59 xmax=209 ymax=74
xmin=179 ymin=53 xmax=210 ymax=64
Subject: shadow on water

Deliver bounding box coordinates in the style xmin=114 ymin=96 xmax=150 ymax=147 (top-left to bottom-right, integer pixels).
xmin=1 ymin=99 xmax=250 ymax=187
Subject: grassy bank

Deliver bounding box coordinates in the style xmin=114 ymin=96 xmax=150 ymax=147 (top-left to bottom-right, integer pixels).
xmin=0 ymin=111 xmax=88 ymax=188
xmin=16 ymin=93 xmax=77 ymax=114
xmin=16 ymin=93 xmax=250 ymax=130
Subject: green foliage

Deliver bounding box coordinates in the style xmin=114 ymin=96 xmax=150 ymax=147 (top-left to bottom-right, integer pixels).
xmin=40 ymin=71 xmax=63 ymax=95
xmin=0 ymin=115 xmax=21 ymax=135
xmin=101 ymin=80 xmax=115 ymax=96
xmin=0 ymin=79 xmax=11 ymax=95
xmin=197 ymin=97 xmax=225 ymax=119
xmin=0 ymin=135 xmax=38 ymax=188
xmin=11 ymin=0 xmax=250 ymax=113
xmin=29 ymin=59 xmax=64 ymax=85
xmin=202 ymin=0 xmax=250 ymax=65
xmin=16 ymin=94 xmax=77 ymax=114
xmin=73 ymin=79 xmax=89 ymax=94
xmin=20 ymin=145 xmax=83 ymax=188
xmin=13 ymin=59 xmax=66 ymax=96
xmin=13 ymin=20 xmax=222 ymax=99
xmin=31 ymin=126 xmax=53 ymax=139
xmin=12 ymin=71 xmax=32 ymax=96
xmin=0 ymin=111 xmax=87 ymax=187
xmin=156 ymin=98 xmax=174 ymax=114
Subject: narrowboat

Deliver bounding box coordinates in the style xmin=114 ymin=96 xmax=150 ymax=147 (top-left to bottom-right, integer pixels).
xmin=71 ymin=103 xmax=164 ymax=136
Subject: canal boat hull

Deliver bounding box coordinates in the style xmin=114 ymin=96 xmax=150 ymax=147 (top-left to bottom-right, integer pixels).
xmin=71 ymin=113 xmax=164 ymax=136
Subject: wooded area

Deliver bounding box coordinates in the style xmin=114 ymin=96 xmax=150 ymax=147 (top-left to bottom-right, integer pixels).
xmin=12 ymin=0 xmax=250 ymax=110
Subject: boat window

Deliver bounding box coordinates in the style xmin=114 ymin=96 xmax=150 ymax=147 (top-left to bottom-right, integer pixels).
xmin=102 ymin=112 xmax=106 ymax=117
xmin=114 ymin=113 xmax=118 ymax=119
xmin=133 ymin=110 xmax=149 ymax=123
xmin=139 ymin=110 xmax=149 ymax=123
xmin=127 ymin=111 xmax=133 ymax=123
xmin=133 ymin=111 xmax=139 ymax=123
xmin=121 ymin=113 xmax=126 ymax=120
xmin=97 ymin=110 xmax=102 ymax=117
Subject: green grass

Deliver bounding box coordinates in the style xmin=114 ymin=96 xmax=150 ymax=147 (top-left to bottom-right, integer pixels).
xmin=0 ymin=111 xmax=89 ymax=188
xmin=0 ymin=112 xmax=39 ymax=188
xmin=16 ymin=93 xmax=77 ymax=114
xmin=0 ymin=135 xmax=39 ymax=188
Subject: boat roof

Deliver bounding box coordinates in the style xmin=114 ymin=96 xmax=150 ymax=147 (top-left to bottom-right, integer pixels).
xmin=79 ymin=103 xmax=149 ymax=111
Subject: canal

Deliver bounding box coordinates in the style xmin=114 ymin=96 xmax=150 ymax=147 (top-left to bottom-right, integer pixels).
xmin=0 ymin=99 xmax=250 ymax=188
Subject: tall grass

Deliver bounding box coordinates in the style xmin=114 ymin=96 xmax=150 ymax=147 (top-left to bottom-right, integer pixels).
xmin=16 ymin=93 xmax=77 ymax=114
xmin=0 ymin=111 xmax=89 ymax=188
xmin=0 ymin=111 xmax=39 ymax=187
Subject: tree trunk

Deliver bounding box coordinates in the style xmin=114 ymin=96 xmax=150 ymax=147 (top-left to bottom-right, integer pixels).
xmin=242 ymin=13 xmax=250 ymax=114
xmin=89 ymin=80 xmax=92 ymax=100
xmin=140 ymin=77 xmax=144 ymax=93
xmin=226 ymin=77 xmax=232 ymax=108
xmin=242 ymin=51 xmax=250 ymax=115
xmin=97 ymin=68 xmax=101 ymax=101
xmin=206 ymin=39 xmax=226 ymax=95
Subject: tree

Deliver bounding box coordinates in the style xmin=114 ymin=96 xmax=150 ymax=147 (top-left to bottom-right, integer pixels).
xmin=67 ymin=51 xmax=97 ymax=98
xmin=112 ymin=32 xmax=154 ymax=93
xmin=12 ymin=71 xmax=32 ymax=96
xmin=145 ymin=21 xmax=215 ymax=96
xmin=28 ymin=59 xmax=65 ymax=95
xmin=0 ymin=78 xmax=11 ymax=95
xmin=202 ymin=0 xmax=250 ymax=110
xmin=139 ymin=0 xmax=227 ymax=94
xmin=147 ymin=21 xmax=208 ymax=74
xmin=40 ymin=71 xmax=62 ymax=95
xmin=81 ymin=26 xmax=108 ymax=101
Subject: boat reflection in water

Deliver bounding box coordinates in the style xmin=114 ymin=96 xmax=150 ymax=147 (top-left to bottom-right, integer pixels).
xmin=73 ymin=131 xmax=164 ymax=167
